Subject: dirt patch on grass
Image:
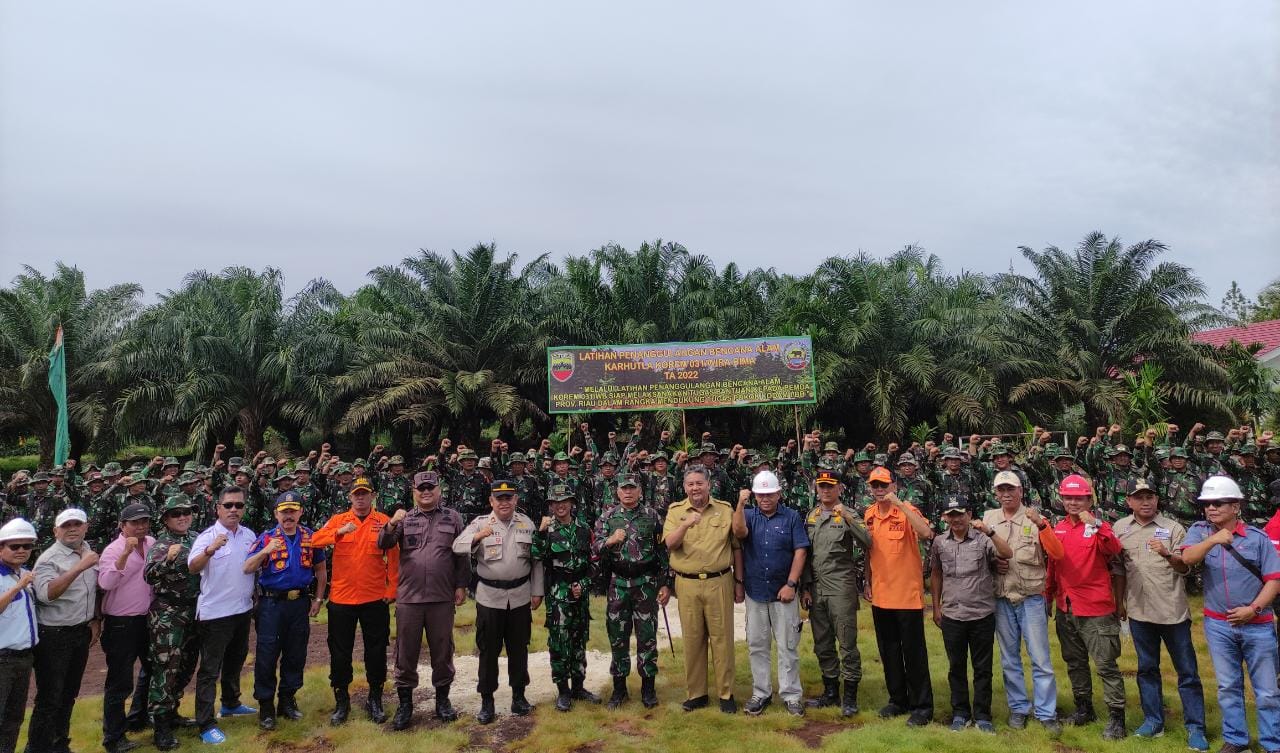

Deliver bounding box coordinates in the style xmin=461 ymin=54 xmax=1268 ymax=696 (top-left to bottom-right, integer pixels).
xmin=266 ymin=736 xmax=336 ymax=753
xmin=789 ymin=720 xmax=854 ymax=749
xmin=465 ymin=714 xmax=535 ymax=752
xmin=1052 ymin=743 xmax=1089 ymax=753
xmin=607 ymin=718 xmax=649 ymax=737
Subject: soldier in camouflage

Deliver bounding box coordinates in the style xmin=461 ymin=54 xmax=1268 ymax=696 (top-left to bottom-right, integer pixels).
xmin=1031 ymin=444 xmax=1078 ymax=516
xmin=932 ymin=448 xmax=979 ymax=521
xmin=444 ymin=450 xmax=491 ymax=522
xmin=21 ymin=472 xmax=70 ymax=557
xmin=1185 ymin=427 xmax=1229 ymax=479
xmin=1226 ymin=443 xmax=1271 ymax=526
xmin=504 ymin=453 xmax=546 ymax=524
xmin=1149 ymin=447 xmax=1202 ymax=528
xmin=641 ymin=452 xmax=678 ymax=518
xmin=531 ymin=483 xmax=599 ymax=712
xmin=583 ymin=454 xmax=621 ymax=530
xmin=369 ymin=454 xmax=412 ymax=514
xmin=89 ymin=474 xmax=154 ymax=552
xmin=144 ymin=494 xmax=201 ymax=751
xmin=593 ymin=474 xmax=670 ymax=710
xmin=893 ymin=455 xmax=936 ymax=528
xmin=689 ymin=444 xmax=734 ymax=501
xmin=1093 ymin=445 xmax=1150 ymax=523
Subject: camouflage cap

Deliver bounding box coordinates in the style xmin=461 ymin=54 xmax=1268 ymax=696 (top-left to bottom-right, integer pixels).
xmin=990 ymin=443 xmax=1014 ymax=457
xmin=83 ymin=462 xmax=100 ymax=471
xmin=1053 ymin=446 xmax=1074 ymax=459
xmin=351 ymin=457 xmax=367 ymax=468
xmin=617 ymin=473 xmax=641 ymax=488
xmin=896 ymin=453 xmax=919 ymax=467
xmin=552 ymin=451 xmax=571 ymax=462
xmin=127 ymin=464 xmax=144 ymax=474
xmin=125 ymin=474 xmax=147 ymax=486
xmin=86 ymin=471 xmax=104 ymax=483
xmin=508 ymin=452 xmax=527 ymax=464
xmin=293 ymin=461 xmax=311 ymax=472
xmin=457 ymin=449 xmax=478 ymax=462
xmin=102 ymin=462 xmax=122 ymax=475
xmin=546 ymin=483 xmax=575 ymax=501
xmin=1240 ymin=443 xmax=1259 ymax=456
xmin=1204 ymin=431 xmax=1226 ymax=442
xmin=941 ymin=447 xmax=962 ymax=460
xmin=749 ymin=454 xmax=769 ymax=468
xmin=334 ymin=462 xmax=353 ymax=474
xmin=182 ymin=461 xmax=199 ymax=472
xmin=228 ymin=456 xmax=244 ymax=466
xmin=650 ymin=451 xmax=669 ymax=462
xmin=163 ymin=494 xmax=195 ymax=512
xmin=31 ymin=472 xmax=50 ymax=483
xmin=50 ymin=468 xmax=65 ymax=477
xmin=1106 ymin=444 xmax=1133 ymax=457
xmin=817 ymin=458 xmax=839 ymax=471
xmin=1169 ymin=446 xmax=1189 ymax=458
xmin=261 ymin=457 xmax=277 ymax=466
xmin=698 ymin=442 xmax=717 ymax=455
xmin=273 ymin=469 xmax=296 ymax=484
xmin=599 ymin=452 xmax=619 ymax=466
xmin=822 ymin=441 xmax=840 ymax=453
xmin=388 ymin=455 xmax=405 ymax=465
xmin=873 ymin=453 xmax=889 ymax=467
xmin=853 ymin=450 xmax=873 ymax=463
xmin=178 ymin=472 xmax=199 ymax=485
xmin=1153 ymin=448 xmax=1170 ymax=460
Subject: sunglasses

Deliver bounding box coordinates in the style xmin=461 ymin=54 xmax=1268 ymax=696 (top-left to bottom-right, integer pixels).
xmin=416 ymin=484 xmax=438 ymax=492
xmin=166 ymin=510 xmax=193 ymax=517
xmin=5 ymin=543 xmax=33 ymax=551
xmin=1200 ymin=500 xmax=1235 ymax=508
xmin=869 ymin=481 xmax=890 ymax=489
xmin=221 ymin=502 xmax=246 ymax=510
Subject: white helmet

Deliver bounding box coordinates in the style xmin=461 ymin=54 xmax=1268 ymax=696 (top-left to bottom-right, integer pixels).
xmin=1198 ymin=475 xmax=1243 ymax=502
xmin=0 ymin=518 xmax=36 ymax=543
xmin=752 ymin=470 xmax=782 ymax=494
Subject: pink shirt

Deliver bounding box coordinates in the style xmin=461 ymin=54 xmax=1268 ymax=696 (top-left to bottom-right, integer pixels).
xmin=97 ymin=534 xmax=156 ymax=616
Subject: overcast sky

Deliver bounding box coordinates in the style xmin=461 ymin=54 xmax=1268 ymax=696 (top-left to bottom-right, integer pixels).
xmin=2 ymin=2 xmax=1277 ymax=305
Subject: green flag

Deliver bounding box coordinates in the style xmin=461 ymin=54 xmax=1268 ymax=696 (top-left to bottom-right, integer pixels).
xmin=48 ymin=325 xmax=69 ymax=466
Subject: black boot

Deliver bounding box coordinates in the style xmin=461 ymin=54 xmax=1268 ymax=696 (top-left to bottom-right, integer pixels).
xmin=258 ymin=700 xmax=277 ymax=731
xmin=807 ymin=676 xmax=840 ymax=708
xmin=366 ymin=685 xmax=387 ymax=724
xmin=1062 ymin=697 xmax=1095 ymax=726
xmin=640 ymin=676 xmax=658 ymax=709
xmin=1102 ymin=707 xmax=1126 ymax=740
xmin=391 ymin=688 xmax=414 ymax=731
xmin=435 ymin=685 xmax=458 ymax=722
xmin=841 ymin=680 xmax=859 ymax=717
xmin=555 ymin=682 xmax=573 ymax=713
xmin=572 ymin=677 xmax=601 ymax=704
xmin=511 ymin=688 xmax=533 ymax=716
xmin=278 ymin=694 xmax=303 ymax=721
xmin=330 ymin=687 xmax=350 ymax=726
xmin=607 ymin=676 xmax=629 ymax=710
xmin=477 ymin=694 xmax=496 ymax=725
xmin=152 ymin=714 xmax=178 ymax=752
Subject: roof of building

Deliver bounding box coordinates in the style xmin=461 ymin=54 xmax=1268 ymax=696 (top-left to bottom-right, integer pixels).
xmin=1193 ymin=319 xmax=1280 ymax=358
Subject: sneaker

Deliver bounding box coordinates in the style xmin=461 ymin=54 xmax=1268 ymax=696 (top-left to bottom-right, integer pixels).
xmin=719 ymin=696 xmax=738 ymax=715
xmin=199 ymin=729 xmax=226 ymax=745
xmin=784 ymin=700 xmax=804 ymax=717
xmin=878 ymin=703 xmax=908 ymax=718
xmin=975 ymin=720 xmax=995 ymax=734
xmin=907 ymin=710 xmax=933 ymax=727
xmin=744 ymin=695 xmax=771 ymax=717
xmin=1186 ymin=728 xmax=1209 ymax=752
xmin=1039 ymin=718 xmax=1063 ymax=737
xmin=1008 ymin=712 xmax=1028 ymax=730
xmin=681 ymin=695 xmax=709 ymax=712
xmin=219 ymin=704 xmax=256 ymax=717
xmin=1133 ymin=719 xmax=1164 ymax=738
xmin=950 ymin=716 xmax=971 ymax=732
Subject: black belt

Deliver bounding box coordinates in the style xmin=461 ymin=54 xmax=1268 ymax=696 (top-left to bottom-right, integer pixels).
xmin=674 ymin=567 xmax=731 ymax=580
xmin=259 ymin=588 xmax=308 ymax=601
xmin=611 ymin=561 xmax=657 ymax=578
xmin=38 ymin=622 xmax=91 ymax=631
xmin=478 ymin=575 xmax=530 ymax=590
xmin=0 ymin=648 xmax=32 ymax=657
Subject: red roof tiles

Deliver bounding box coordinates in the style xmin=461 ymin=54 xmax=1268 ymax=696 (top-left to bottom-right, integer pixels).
xmin=1193 ymin=319 xmax=1280 ymax=357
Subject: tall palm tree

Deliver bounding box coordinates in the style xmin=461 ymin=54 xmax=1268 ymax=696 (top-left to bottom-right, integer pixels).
xmin=0 ymin=264 xmax=141 ymax=465
xmin=997 ymin=232 xmax=1229 ymax=428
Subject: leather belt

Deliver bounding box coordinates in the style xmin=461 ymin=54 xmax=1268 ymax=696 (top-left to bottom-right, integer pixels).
xmin=674 ymin=567 xmax=731 ymax=580
xmin=478 ymin=575 xmax=530 ymax=590
xmin=260 ymin=588 xmax=307 ymax=601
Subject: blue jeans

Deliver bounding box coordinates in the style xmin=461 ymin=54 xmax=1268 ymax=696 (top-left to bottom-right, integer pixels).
xmin=1204 ymin=618 xmax=1280 ymax=749
xmin=994 ymin=595 xmax=1057 ymax=721
xmin=1128 ymin=619 xmax=1204 ymax=732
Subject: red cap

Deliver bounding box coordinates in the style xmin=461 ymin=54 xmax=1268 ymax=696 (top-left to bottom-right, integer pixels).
xmin=1058 ymin=474 xmax=1092 ymax=496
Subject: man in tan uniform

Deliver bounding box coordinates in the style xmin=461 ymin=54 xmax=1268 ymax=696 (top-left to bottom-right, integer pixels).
xmin=663 ymin=465 xmax=743 ymax=713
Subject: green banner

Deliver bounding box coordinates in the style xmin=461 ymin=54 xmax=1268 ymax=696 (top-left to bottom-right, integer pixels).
xmin=547 ymin=336 xmax=816 ymax=413
xmin=48 ymin=325 xmax=70 ymax=465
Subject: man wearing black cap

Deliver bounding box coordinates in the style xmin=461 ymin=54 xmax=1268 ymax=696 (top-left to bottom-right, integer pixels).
xmin=929 ymin=496 xmax=1012 ymax=733
xmin=243 ymin=492 xmax=327 ymax=730
xmin=97 ymin=503 xmax=155 ymax=752
xmin=378 ymin=471 xmax=468 ymax=729
xmin=452 ymin=480 xmax=544 ymax=724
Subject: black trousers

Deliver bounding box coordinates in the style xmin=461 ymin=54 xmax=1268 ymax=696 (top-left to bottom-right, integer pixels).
xmin=326 ymin=600 xmax=389 ymax=689
xmin=101 ymin=615 xmax=149 ymax=747
xmin=253 ymin=597 xmax=310 ymax=701
xmin=194 ymin=611 xmax=252 ymax=732
xmin=26 ymin=623 xmax=91 ymax=753
xmin=940 ymin=613 xmax=995 ymax=721
xmin=0 ymin=650 xmax=33 ymax=753
xmin=475 ymin=604 xmax=531 ymax=696
xmin=871 ymin=606 xmax=934 ymax=714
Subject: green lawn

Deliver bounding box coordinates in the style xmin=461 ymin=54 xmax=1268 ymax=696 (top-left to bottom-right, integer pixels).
xmin=32 ymin=598 xmax=1258 ymax=753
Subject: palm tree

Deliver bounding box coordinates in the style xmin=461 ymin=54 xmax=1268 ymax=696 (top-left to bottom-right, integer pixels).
xmin=0 ymin=264 xmax=141 ymax=465
xmin=997 ymin=232 xmax=1229 ymax=428
xmin=337 ymin=243 xmax=551 ymax=446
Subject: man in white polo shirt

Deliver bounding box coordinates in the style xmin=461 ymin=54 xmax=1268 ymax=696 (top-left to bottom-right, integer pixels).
xmin=188 ymin=487 xmax=258 ymax=745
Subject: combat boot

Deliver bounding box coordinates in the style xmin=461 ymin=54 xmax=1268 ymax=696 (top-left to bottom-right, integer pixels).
xmin=806 ymin=676 xmax=839 ymax=708
xmin=435 ymin=685 xmax=458 ymax=722
xmin=152 ymin=715 xmax=178 ymax=752
xmin=640 ymin=676 xmax=658 ymax=709
xmin=555 ymin=682 xmax=573 ymax=712
xmin=572 ymin=677 xmax=601 ymax=704
xmin=607 ymin=676 xmax=629 ymax=709
xmin=841 ymin=680 xmax=859 ymax=717
xmin=366 ymin=684 xmax=387 ymax=723
xmin=330 ymin=686 xmax=350 ymax=726
xmin=391 ymin=688 xmax=413 ymax=731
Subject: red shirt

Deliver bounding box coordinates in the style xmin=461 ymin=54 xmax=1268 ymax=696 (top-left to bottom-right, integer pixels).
xmin=1265 ymin=510 xmax=1280 ymax=554
xmin=1047 ymin=516 xmax=1122 ymax=617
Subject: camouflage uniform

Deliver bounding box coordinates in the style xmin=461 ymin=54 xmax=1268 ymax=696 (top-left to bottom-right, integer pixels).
xmin=584 ymin=463 xmax=621 ymax=531
xmin=1186 ymin=431 xmax=1228 ymax=479
xmin=931 ymin=448 xmax=980 ymax=521
xmin=641 ymin=456 xmax=679 ymax=518
xmin=503 ymin=454 xmax=546 ymax=523
xmin=144 ymin=496 xmax=201 ymax=737
xmin=444 ymin=453 xmax=491 ymax=522
xmin=893 ymin=461 xmax=936 ymax=528
xmin=532 ymin=495 xmax=594 ymax=687
xmin=1149 ymin=448 xmax=1202 ymax=527
xmin=1091 ymin=445 xmax=1151 ymax=522
xmin=370 ymin=456 xmax=412 ymax=514
xmin=89 ymin=483 xmax=154 ymax=551
xmin=1225 ymin=446 xmax=1271 ymax=527
xmin=593 ymin=493 xmax=668 ymax=683
xmin=20 ymin=474 xmax=70 ymax=556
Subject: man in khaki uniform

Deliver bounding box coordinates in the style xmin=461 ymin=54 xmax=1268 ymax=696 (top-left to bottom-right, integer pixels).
xmin=663 ymin=465 xmax=743 ymax=713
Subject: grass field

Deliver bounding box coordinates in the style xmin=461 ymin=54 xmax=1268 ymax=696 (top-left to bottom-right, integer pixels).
xmin=28 ymin=597 xmax=1260 ymax=753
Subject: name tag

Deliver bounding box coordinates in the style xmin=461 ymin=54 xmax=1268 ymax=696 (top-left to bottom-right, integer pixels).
xmin=1153 ymin=528 xmax=1171 ymax=541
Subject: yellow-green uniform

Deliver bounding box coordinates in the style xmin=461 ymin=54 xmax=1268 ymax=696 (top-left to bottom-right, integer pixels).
xmin=802 ymin=501 xmax=870 ymax=713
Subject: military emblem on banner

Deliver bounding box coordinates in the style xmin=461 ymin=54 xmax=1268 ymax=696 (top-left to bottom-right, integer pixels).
xmin=784 ymin=341 xmax=810 ymax=371
xmin=550 ymin=351 xmax=576 ymax=383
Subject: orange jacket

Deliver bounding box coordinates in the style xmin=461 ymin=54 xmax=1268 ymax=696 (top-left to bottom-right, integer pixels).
xmin=312 ymin=509 xmax=399 ymax=604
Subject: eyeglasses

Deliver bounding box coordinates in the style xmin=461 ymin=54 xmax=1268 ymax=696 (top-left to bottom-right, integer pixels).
xmin=1200 ymin=500 xmax=1235 ymax=508
xmin=869 ymin=481 xmax=890 ymax=489
xmin=166 ymin=510 xmax=193 ymax=517
xmin=416 ymin=484 xmax=438 ymax=492
xmin=221 ymin=502 xmax=246 ymax=510
xmin=4 ymin=543 xmax=33 ymax=551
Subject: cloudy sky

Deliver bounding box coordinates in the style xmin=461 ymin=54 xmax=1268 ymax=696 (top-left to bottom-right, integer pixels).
xmin=1 ymin=2 xmax=1276 ymax=304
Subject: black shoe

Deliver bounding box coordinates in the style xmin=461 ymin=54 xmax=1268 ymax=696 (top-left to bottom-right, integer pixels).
xmin=907 ymin=710 xmax=933 ymax=727
xmin=435 ymin=686 xmax=458 ymax=723
xmin=681 ymin=695 xmax=709 ymax=712
xmin=1008 ymin=712 xmax=1028 ymax=730
xmin=366 ymin=685 xmax=387 ymax=724
xmin=840 ymin=680 xmax=859 ymax=717
xmin=477 ymin=695 xmax=496 ymax=725
xmin=744 ymin=695 xmax=772 ymax=716
xmin=1062 ymin=700 xmax=1095 ymax=727
xmin=107 ymin=739 xmax=141 ymax=753
xmin=806 ymin=677 xmax=840 ymax=709
xmin=125 ymin=714 xmax=149 ymax=733
xmin=640 ymin=676 xmax=658 ymax=709
xmin=511 ymin=690 xmax=533 ymax=716
xmin=391 ymin=688 xmax=414 ymax=731
xmin=878 ymin=703 xmax=908 ymax=718
xmin=555 ymin=683 xmax=573 ymax=713
xmin=152 ymin=716 xmax=178 ymax=752
xmin=171 ymin=715 xmax=199 ymax=729
xmin=330 ymin=687 xmax=350 ymax=726
xmin=719 ymin=696 xmax=737 ymax=714
xmin=258 ymin=701 xmax=277 ymax=731
xmin=1101 ymin=707 xmax=1126 ymax=741
xmin=277 ymin=694 xmax=303 ymax=722
xmin=571 ymin=678 xmax=601 ymax=704
xmin=607 ymin=677 xmax=629 ymax=710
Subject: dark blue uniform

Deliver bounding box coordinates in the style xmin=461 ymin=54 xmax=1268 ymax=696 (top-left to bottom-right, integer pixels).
xmin=248 ymin=525 xmax=325 ymax=706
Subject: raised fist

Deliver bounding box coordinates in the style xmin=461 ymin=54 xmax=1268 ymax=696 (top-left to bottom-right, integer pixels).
xmin=322 ymin=443 xmax=331 ymax=451
xmin=390 ymin=508 xmax=407 ymax=525
xmin=701 ymin=432 xmax=711 ymax=441
xmin=337 ymin=522 xmax=358 ymax=536
xmin=441 ymin=438 xmax=452 ymax=449
xmin=215 ymin=444 xmax=227 ymax=453
xmin=374 ymin=444 xmax=385 ymax=454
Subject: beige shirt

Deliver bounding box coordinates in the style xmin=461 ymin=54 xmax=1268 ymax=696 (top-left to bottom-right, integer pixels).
xmin=453 ymin=512 xmax=544 ymax=609
xmin=983 ymin=506 xmax=1048 ymax=604
xmin=1113 ymin=513 xmax=1189 ymax=625
xmin=33 ymin=541 xmax=98 ymax=626
xmin=663 ymin=498 xmax=739 ymax=575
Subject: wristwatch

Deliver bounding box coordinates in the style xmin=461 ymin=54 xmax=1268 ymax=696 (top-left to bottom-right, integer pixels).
xmin=786 ymin=579 xmax=799 ymax=589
